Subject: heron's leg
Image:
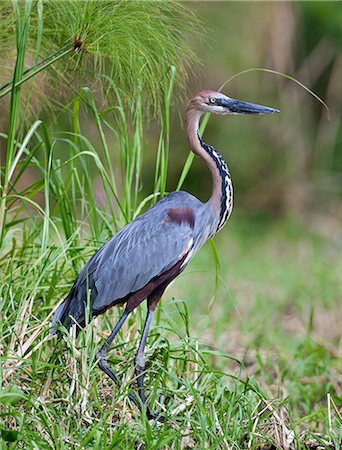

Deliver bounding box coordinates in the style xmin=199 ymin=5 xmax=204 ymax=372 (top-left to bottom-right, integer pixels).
xmin=135 ymin=306 xmax=154 ymax=407
xmin=134 ymin=290 xmax=166 ymax=421
xmin=97 ymin=307 xmax=130 ymax=387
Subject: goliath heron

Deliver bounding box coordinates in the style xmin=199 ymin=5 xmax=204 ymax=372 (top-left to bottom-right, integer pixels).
xmin=51 ymin=90 xmax=278 ymax=420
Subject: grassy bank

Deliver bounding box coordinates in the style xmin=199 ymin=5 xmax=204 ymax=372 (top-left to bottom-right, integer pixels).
xmin=1 ymin=216 xmax=340 ymax=449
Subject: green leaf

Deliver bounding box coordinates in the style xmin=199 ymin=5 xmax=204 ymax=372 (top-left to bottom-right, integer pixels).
xmin=1 ymin=428 xmax=19 ymax=443
xmin=0 ymin=386 xmax=27 ymax=406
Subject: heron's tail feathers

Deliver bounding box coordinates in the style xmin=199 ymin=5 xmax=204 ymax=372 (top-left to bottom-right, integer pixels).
xmin=50 ymin=289 xmax=77 ymax=336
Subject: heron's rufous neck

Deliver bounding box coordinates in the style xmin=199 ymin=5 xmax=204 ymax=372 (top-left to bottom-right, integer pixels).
xmin=185 ymin=106 xmax=233 ymax=229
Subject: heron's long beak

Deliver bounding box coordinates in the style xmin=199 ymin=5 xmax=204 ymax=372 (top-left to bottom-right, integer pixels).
xmin=223 ymin=98 xmax=279 ymax=115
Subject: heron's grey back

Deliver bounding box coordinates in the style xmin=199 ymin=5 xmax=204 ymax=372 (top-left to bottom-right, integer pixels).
xmin=51 ymin=191 xmax=203 ymax=332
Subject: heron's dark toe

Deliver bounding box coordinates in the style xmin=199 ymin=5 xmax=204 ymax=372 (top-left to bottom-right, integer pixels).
xmin=128 ymin=391 xmax=165 ymax=422
xmin=146 ymin=408 xmax=165 ymax=423
xmin=128 ymin=392 xmax=140 ymax=405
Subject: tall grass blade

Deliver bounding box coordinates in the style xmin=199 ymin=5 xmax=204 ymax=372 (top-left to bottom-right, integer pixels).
xmin=0 ymin=0 xmax=32 ymax=247
xmin=219 ymin=67 xmax=331 ymax=119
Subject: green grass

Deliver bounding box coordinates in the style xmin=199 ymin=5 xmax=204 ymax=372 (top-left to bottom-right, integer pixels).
xmin=1 ymin=218 xmax=340 ymax=449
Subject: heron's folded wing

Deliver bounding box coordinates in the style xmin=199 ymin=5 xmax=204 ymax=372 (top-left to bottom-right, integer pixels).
xmin=92 ymin=205 xmax=195 ymax=310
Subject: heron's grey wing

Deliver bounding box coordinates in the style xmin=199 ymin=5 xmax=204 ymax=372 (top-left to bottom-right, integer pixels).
xmin=92 ymin=204 xmax=195 ymax=312
xmin=51 ymin=192 xmax=201 ymax=332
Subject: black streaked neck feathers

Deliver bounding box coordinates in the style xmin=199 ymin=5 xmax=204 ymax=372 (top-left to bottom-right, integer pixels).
xmin=185 ymin=107 xmax=233 ymax=232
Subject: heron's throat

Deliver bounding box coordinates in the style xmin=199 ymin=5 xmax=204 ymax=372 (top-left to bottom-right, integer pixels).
xmin=185 ymin=108 xmax=233 ymax=232
xmin=198 ymin=136 xmax=233 ymax=231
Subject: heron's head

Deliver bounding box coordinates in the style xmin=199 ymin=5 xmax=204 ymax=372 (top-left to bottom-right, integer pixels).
xmin=189 ymin=90 xmax=279 ymax=115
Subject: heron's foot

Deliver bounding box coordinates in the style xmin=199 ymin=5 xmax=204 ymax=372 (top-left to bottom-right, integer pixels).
xmin=128 ymin=391 xmax=165 ymax=422
xmin=97 ymin=351 xmax=121 ymax=387
xmin=98 ymin=355 xmax=165 ymax=422
xmin=146 ymin=408 xmax=165 ymax=423
xmin=128 ymin=391 xmax=140 ymax=405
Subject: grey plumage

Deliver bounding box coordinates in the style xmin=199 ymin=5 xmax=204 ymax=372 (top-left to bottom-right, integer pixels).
xmin=51 ymin=191 xmax=209 ymax=333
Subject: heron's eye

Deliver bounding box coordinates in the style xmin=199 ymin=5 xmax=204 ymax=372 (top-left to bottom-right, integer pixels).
xmin=209 ymin=98 xmax=216 ymax=104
